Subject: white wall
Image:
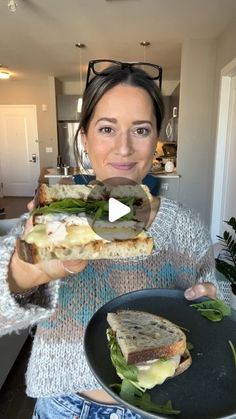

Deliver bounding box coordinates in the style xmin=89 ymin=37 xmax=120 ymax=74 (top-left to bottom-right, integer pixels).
xmin=61 ymin=78 xmax=180 ymax=96
xmin=210 ymin=17 xmax=236 ymax=240
xmin=0 ymin=77 xmax=58 ymax=170
xmin=177 ymin=39 xmax=217 ymax=225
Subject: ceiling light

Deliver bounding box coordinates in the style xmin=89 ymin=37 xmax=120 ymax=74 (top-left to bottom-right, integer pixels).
xmin=0 ymin=65 xmax=10 ymax=79
xmin=75 ymin=43 xmax=86 ymax=113
xmin=8 ymin=0 xmax=18 ymax=12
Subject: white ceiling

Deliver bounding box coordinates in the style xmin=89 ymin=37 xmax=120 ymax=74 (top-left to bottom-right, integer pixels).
xmin=1 ymin=0 xmax=236 ymax=84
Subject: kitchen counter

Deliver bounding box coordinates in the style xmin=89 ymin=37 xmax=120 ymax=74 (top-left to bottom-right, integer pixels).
xmin=149 ymin=169 xmax=180 ymax=178
xmin=39 ymin=167 xmax=81 ymax=185
xmin=39 ymin=167 xmax=180 ymax=186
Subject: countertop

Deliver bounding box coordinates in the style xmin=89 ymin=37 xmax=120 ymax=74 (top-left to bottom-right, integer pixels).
xmin=149 ymin=169 xmax=180 ymax=178
xmin=39 ymin=167 xmax=81 ymax=184
xmin=39 ymin=167 xmax=180 ymax=185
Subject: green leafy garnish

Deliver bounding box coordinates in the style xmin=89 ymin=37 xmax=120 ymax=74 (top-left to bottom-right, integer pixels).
xmin=187 ymin=341 xmax=194 ymax=351
xmin=229 ymin=340 xmax=236 ymax=366
xmin=33 ymin=197 xmax=136 ymax=222
xmin=107 ymin=329 xmax=181 ymax=415
xmin=107 ymin=328 xmax=139 ymax=383
xmin=116 ymin=380 xmax=180 ymax=415
xmin=190 ymin=299 xmax=231 ymax=322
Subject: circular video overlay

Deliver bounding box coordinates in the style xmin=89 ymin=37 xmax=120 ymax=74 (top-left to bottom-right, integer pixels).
xmin=86 ymin=177 xmax=152 ymax=241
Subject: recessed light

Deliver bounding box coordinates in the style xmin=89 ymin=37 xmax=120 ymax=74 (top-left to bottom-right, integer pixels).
xmin=0 ymin=65 xmax=10 ymax=79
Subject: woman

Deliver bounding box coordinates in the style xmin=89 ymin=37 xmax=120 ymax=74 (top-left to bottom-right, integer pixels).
xmin=0 ymin=62 xmax=219 ymax=419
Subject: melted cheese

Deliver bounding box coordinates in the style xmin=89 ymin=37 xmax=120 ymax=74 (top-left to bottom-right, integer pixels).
xmin=25 ymin=223 xmax=148 ymax=248
xmin=136 ymin=358 xmax=177 ymax=388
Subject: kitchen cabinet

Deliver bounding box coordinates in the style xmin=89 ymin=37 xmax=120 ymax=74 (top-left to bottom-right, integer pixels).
xmin=56 ymin=95 xmax=80 ymax=121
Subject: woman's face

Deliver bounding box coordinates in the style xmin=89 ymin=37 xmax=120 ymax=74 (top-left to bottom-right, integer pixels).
xmin=82 ymin=84 xmax=159 ymax=183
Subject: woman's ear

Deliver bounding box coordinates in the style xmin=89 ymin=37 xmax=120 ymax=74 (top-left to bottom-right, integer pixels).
xmin=80 ymin=130 xmax=88 ymax=151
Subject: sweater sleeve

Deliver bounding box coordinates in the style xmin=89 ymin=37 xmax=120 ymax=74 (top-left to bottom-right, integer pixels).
xmin=0 ymin=215 xmax=60 ymax=336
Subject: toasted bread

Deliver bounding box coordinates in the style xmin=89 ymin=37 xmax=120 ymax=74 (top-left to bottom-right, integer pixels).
xmin=37 ymin=183 xmax=153 ymax=206
xmin=18 ymin=237 xmax=153 ymax=263
xmin=107 ymin=310 xmax=187 ymax=365
xmin=20 ymin=183 xmax=154 ymax=263
xmin=174 ymin=348 xmax=192 ymax=376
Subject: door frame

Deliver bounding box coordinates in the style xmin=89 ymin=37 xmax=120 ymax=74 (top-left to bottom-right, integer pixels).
xmin=0 ymin=104 xmax=39 ymax=197
xmin=211 ymin=58 xmax=236 ymax=242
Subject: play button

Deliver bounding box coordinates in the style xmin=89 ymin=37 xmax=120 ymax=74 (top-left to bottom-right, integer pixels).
xmin=86 ymin=177 xmax=152 ymax=241
xmin=108 ymin=197 xmax=130 ymax=222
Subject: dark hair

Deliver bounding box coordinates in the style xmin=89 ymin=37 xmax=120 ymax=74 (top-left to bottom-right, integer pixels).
xmin=74 ymin=65 xmax=165 ymax=169
xmin=80 ymin=65 xmax=164 ymax=134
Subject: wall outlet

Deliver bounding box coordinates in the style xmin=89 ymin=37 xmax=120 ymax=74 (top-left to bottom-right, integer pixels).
xmin=46 ymin=147 xmax=53 ymax=153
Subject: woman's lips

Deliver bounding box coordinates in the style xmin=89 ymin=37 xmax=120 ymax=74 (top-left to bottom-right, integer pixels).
xmin=109 ymin=163 xmax=137 ymax=171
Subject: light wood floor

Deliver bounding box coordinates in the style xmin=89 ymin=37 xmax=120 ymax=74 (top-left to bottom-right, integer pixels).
xmin=0 ymin=197 xmax=33 ymax=219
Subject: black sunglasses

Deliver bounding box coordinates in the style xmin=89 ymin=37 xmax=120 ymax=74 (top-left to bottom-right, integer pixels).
xmin=85 ymin=59 xmax=162 ymax=90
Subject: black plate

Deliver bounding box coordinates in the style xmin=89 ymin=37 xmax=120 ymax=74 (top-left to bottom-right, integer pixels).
xmin=84 ymin=289 xmax=236 ymax=419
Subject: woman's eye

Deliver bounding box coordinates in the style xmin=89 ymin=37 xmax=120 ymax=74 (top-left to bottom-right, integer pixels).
xmin=99 ymin=126 xmax=113 ymax=134
xmin=134 ymin=127 xmax=150 ymax=136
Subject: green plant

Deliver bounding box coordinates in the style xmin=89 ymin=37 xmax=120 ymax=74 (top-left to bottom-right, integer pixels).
xmin=215 ymin=217 xmax=236 ymax=293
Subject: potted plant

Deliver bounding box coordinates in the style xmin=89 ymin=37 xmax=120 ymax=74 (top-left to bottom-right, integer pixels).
xmin=215 ymin=217 xmax=236 ymax=307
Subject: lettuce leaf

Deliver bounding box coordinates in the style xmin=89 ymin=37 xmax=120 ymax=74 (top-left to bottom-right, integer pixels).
xmin=33 ymin=197 xmax=136 ymax=222
xmin=190 ymin=299 xmax=231 ymax=321
xmin=107 ymin=329 xmax=181 ymax=415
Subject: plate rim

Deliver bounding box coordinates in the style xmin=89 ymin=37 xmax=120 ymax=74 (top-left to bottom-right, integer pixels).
xmin=84 ymin=288 xmax=236 ymax=419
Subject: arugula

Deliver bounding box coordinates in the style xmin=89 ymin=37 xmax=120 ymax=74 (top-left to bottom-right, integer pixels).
xmin=107 ymin=329 xmax=180 ymax=415
xmin=229 ymin=340 xmax=236 ymax=366
xmin=113 ymin=380 xmax=180 ymax=415
xmin=33 ymin=197 xmax=136 ymax=222
xmin=190 ymin=299 xmax=231 ymax=322
xmin=107 ymin=328 xmax=139 ymax=383
xmin=187 ymin=341 xmax=194 ymax=351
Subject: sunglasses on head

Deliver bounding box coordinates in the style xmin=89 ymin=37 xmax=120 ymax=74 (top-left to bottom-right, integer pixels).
xmin=85 ymin=59 xmax=162 ymax=90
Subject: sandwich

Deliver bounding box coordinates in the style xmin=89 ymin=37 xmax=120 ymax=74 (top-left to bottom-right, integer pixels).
xmin=18 ymin=183 xmax=154 ymax=263
xmin=107 ymin=310 xmax=192 ymax=391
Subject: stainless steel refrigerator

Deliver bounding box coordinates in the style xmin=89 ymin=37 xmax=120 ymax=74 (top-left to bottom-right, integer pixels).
xmin=57 ymin=121 xmax=92 ymax=169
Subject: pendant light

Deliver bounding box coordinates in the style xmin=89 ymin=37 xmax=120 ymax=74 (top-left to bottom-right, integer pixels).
xmin=140 ymin=41 xmax=150 ymax=62
xmin=75 ymin=43 xmax=86 ymax=113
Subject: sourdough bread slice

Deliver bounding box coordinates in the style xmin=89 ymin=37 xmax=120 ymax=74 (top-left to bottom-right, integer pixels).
xmin=37 ymin=183 xmax=105 ymax=205
xmin=174 ymin=348 xmax=192 ymax=376
xmin=37 ymin=183 xmax=153 ymax=206
xmin=18 ymin=237 xmax=153 ymax=263
xmin=107 ymin=310 xmax=187 ymax=365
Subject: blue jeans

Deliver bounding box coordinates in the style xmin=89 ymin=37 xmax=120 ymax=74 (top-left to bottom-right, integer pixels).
xmin=32 ymin=393 xmax=145 ymax=419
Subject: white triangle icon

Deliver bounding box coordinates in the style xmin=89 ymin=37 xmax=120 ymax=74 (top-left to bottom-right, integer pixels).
xmin=108 ymin=197 xmax=131 ymax=222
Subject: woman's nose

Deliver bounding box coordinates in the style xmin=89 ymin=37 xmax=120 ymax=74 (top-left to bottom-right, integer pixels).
xmin=114 ymin=131 xmax=133 ymax=156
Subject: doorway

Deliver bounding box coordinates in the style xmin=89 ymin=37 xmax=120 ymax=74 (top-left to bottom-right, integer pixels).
xmin=211 ymin=58 xmax=236 ymax=242
xmin=0 ymin=105 xmax=40 ymax=197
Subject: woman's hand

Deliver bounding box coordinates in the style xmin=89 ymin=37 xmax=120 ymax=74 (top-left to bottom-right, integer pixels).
xmin=184 ymin=282 xmax=216 ymax=300
xmin=8 ymin=197 xmax=88 ymax=293
xmin=9 ymin=251 xmax=88 ymax=293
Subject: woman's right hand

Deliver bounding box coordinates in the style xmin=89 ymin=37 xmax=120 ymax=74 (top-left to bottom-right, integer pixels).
xmin=8 ymin=199 xmax=88 ymax=293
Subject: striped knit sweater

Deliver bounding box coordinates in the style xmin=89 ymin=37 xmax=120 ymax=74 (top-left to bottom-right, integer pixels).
xmin=0 ymin=198 xmax=222 ymax=398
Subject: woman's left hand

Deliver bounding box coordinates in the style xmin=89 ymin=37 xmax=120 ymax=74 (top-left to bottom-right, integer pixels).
xmin=184 ymin=282 xmax=216 ymax=300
